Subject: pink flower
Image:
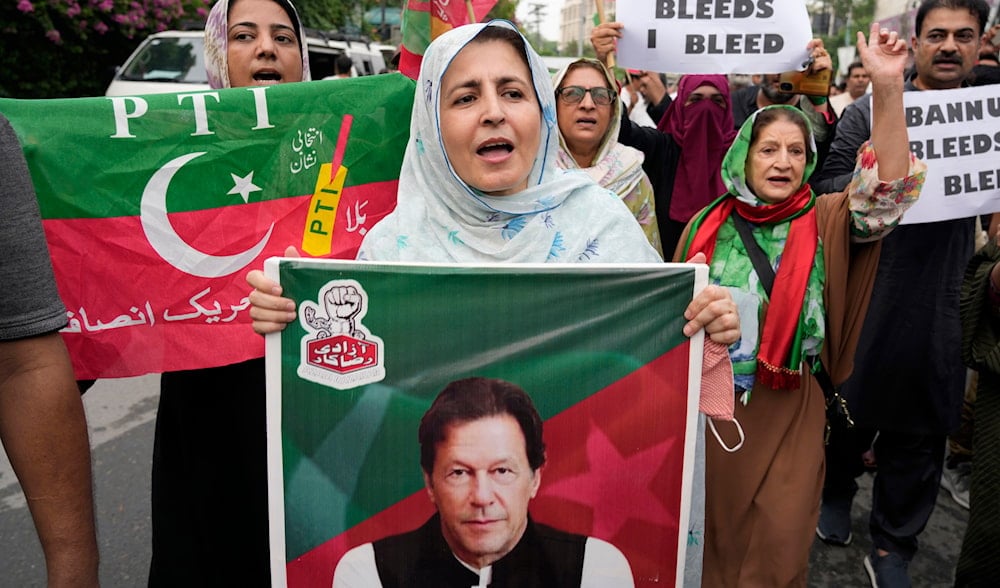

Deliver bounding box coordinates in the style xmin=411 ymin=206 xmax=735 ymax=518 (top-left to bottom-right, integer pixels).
xmin=94 ymin=21 xmax=108 ymax=34
xmin=45 ymin=29 xmax=62 ymax=44
xmin=66 ymin=2 xmax=81 ymax=17
xmin=16 ymin=0 xmax=33 ymax=13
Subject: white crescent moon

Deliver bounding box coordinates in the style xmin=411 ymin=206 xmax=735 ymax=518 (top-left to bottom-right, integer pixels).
xmin=140 ymin=152 xmax=274 ymax=278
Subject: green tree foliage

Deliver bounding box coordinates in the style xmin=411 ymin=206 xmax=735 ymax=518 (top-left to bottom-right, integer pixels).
xmin=486 ymin=0 xmax=518 ymax=22
xmin=822 ymin=0 xmax=876 ymax=48
xmin=2 ymin=0 xmax=211 ymax=98
xmin=812 ymin=0 xmax=875 ymax=76
xmin=296 ymin=0 xmax=356 ymax=31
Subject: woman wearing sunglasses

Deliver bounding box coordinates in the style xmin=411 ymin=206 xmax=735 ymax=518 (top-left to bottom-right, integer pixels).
xmin=552 ymin=59 xmax=662 ymax=255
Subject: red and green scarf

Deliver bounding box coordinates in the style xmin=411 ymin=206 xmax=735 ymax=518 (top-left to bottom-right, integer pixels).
xmin=685 ymin=186 xmax=818 ymax=390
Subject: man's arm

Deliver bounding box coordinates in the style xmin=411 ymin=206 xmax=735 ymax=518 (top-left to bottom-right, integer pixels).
xmin=0 ymin=332 xmax=99 ymax=587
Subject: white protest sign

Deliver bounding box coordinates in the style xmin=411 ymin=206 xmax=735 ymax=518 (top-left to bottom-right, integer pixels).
xmin=615 ymin=0 xmax=814 ymax=74
xmin=900 ymin=85 xmax=1000 ymax=225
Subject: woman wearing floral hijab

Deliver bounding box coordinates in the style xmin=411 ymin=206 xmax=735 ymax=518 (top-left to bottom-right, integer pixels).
xmin=151 ymin=0 xmax=310 ymax=585
xmin=678 ymin=25 xmax=925 ymax=585
xmin=357 ymin=22 xmax=662 ymax=265
xmin=551 ymin=58 xmax=662 ymax=254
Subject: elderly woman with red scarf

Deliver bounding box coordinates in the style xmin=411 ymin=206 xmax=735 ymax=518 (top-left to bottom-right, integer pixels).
xmin=679 ymin=25 xmax=925 ymax=585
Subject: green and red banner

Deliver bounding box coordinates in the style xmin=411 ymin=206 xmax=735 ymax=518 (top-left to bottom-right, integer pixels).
xmin=0 ymin=76 xmax=414 ymax=379
xmin=399 ymin=0 xmax=499 ymax=78
xmin=265 ymin=259 xmax=706 ymax=587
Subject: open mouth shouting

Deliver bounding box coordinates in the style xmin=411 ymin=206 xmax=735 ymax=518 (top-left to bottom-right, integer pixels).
xmin=476 ymin=138 xmax=515 ymax=162
xmin=251 ymin=68 xmax=284 ymax=85
xmin=766 ymin=174 xmax=794 ymax=187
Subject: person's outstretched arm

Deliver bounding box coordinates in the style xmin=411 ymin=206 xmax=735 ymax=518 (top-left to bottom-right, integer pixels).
xmin=861 ymin=22 xmax=909 ymax=181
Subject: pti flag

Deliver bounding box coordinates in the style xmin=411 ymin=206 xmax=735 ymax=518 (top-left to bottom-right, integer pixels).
xmin=264 ymin=259 xmax=706 ymax=587
xmin=399 ymin=0 xmax=499 ymax=78
xmin=0 ymin=76 xmax=414 ymax=379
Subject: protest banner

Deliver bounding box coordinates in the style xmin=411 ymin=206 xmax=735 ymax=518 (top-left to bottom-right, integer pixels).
xmin=0 ymin=76 xmax=414 ymax=379
xmin=263 ymin=258 xmax=706 ymax=588
xmin=399 ymin=0 xmax=499 ymax=78
xmin=898 ymin=85 xmax=1000 ymax=224
xmin=615 ymin=0 xmax=813 ymax=74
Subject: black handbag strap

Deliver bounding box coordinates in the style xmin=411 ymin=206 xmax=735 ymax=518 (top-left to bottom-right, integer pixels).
xmin=730 ymin=213 xmax=853 ymax=434
xmin=731 ymin=214 xmax=775 ymax=293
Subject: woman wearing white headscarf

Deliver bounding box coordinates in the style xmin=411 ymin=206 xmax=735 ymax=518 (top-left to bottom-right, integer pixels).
xmin=357 ymin=21 xmax=661 ymax=264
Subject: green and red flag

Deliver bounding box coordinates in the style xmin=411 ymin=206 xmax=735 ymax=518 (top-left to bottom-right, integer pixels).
xmin=399 ymin=0 xmax=499 ymax=78
xmin=0 ymin=76 xmax=414 ymax=379
xmin=265 ymin=259 xmax=706 ymax=587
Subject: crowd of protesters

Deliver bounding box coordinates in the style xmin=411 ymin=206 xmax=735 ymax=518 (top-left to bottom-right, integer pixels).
xmin=591 ymin=1 xmax=1000 ymax=586
xmin=5 ymin=0 xmax=1000 ymax=586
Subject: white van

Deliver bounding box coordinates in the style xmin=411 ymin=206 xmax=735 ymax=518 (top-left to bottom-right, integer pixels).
xmin=324 ymin=33 xmax=387 ymax=76
xmin=105 ymin=29 xmax=383 ymax=96
xmin=105 ymin=30 xmax=210 ymax=95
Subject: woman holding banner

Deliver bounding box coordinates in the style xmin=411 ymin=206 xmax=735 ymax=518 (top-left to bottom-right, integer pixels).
xmin=247 ymin=21 xmax=742 ymax=585
xmin=677 ymin=24 xmax=925 ymax=585
xmin=247 ymin=20 xmax=738 ymax=340
xmin=150 ymin=0 xmax=310 ymax=585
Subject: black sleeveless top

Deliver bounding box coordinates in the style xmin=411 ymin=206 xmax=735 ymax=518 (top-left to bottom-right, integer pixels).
xmin=372 ymin=514 xmax=587 ymax=587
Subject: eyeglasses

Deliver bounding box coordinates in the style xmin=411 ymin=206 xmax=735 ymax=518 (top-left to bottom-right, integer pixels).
xmin=556 ymin=85 xmax=617 ymax=106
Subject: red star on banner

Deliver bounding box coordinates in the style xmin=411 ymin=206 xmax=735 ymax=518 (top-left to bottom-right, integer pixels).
xmin=540 ymin=417 xmax=678 ymax=538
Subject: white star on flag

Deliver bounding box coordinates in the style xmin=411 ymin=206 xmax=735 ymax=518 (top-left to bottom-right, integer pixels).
xmin=228 ymin=171 xmax=262 ymax=203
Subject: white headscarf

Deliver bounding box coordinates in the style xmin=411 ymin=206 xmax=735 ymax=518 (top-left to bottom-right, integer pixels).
xmin=358 ymin=20 xmax=660 ymax=264
xmin=551 ymin=59 xmax=647 ymax=201
xmin=204 ymin=0 xmax=311 ymax=89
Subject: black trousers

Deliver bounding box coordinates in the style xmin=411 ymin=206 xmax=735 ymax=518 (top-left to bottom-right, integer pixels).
xmin=824 ymin=424 xmax=946 ymax=561
xmin=148 ymin=358 xmax=271 ymax=587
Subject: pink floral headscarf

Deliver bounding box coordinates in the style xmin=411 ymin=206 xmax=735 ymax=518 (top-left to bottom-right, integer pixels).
xmin=204 ymin=0 xmax=311 ymax=89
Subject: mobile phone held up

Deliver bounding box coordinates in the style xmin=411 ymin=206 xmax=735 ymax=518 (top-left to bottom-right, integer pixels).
xmin=777 ymin=58 xmax=831 ymax=97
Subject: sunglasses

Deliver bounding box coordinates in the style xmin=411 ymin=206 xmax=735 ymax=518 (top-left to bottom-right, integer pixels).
xmin=555 ymin=85 xmax=617 ymax=106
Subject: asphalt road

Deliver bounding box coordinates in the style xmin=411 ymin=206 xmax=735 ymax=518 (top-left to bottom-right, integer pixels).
xmin=0 ymin=375 xmax=970 ymax=587
xmin=0 ymin=376 xmax=158 ymax=587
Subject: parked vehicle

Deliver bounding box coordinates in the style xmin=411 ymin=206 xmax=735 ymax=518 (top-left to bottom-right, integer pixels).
xmin=105 ymin=29 xmax=388 ymax=96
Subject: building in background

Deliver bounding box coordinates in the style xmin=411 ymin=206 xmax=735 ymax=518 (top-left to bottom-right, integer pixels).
xmin=560 ymin=0 xmax=616 ymax=55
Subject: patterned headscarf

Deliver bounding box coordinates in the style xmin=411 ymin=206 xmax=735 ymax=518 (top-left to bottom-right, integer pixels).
xmin=357 ymin=20 xmax=661 ymax=264
xmin=721 ymin=105 xmax=817 ymax=205
xmin=552 ymin=59 xmax=661 ymax=254
xmin=204 ymin=0 xmax=311 ymax=89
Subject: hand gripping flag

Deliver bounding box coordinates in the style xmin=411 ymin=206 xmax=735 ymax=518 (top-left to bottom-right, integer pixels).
xmin=399 ymin=0 xmax=500 ymax=78
xmin=0 ymin=76 xmax=414 ymax=379
xmin=265 ymin=258 xmax=707 ymax=587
